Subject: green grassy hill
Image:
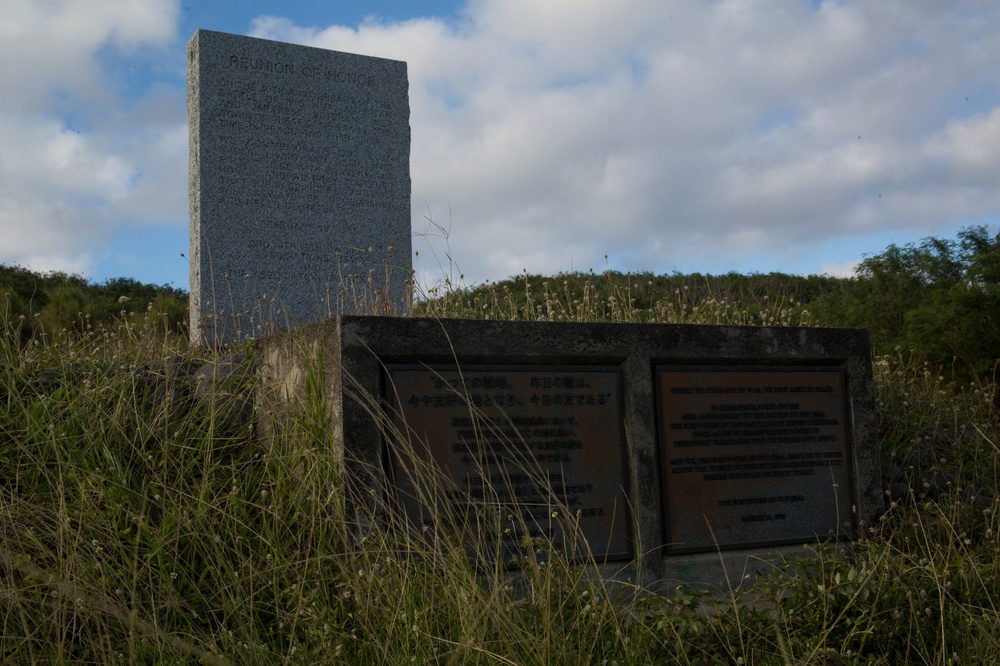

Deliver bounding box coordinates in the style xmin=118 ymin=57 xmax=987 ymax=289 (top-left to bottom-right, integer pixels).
xmin=1 ymin=227 xmax=998 ymax=663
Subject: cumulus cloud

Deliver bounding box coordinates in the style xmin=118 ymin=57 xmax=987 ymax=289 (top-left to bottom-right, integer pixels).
xmin=248 ymin=0 xmax=1000 ymax=286
xmin=818 ymin=259 xmax=861 ymax=279
xmin=4 ymin=0 xmax=1000 ymax=287
xmin=0 ymin=0 xmax=180 ymax=275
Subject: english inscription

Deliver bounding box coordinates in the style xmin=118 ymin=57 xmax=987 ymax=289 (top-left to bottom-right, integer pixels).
xmin=657 ymin=366 xmax=853 ymax=553
xmin=386 ymin=365 xmax=630 ymax=564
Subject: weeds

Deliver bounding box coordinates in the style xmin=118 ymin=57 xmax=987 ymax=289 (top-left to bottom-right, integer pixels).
xmin=1 ymin=269 xmax=999 ymax=664
xmin=415 ymin=267 xmax=818 ymax=328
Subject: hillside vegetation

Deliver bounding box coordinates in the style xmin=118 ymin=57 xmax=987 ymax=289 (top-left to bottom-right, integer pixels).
xmin=0 ymin=264 xmax=187 ymax=343
xmin=418 ymin=225 xmax=1000 ymax=383
xmin=0 ymin=226 xmax=998 ymax=663
xmin=6 ymin=225 xmax=998 ymax=382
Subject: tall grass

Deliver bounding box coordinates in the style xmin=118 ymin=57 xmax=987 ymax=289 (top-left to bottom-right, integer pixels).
xmin=415 ymin=267 xmax=819 ymax=327
xmin=1 ymin=273 xmax=999 ymax=664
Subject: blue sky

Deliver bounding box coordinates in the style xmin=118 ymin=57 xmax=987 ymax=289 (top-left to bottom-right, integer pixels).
xmin=3 ymin=0 xmax=1000 ymax=292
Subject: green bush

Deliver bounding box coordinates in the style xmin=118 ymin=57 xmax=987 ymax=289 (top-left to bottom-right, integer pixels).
xmin=814 ymin=225 xmax=1000 ymax=382
xmin=36 ymin=284 xmax=93 ymax=338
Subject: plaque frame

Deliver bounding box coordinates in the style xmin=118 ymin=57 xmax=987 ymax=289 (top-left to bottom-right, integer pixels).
xmin=655 ymin=364 xmax=856 ymax=555
xmin=383 ymin=363 xmax=633 ymax=565
xmin=258 ymin=315 xmax=883 ymax=590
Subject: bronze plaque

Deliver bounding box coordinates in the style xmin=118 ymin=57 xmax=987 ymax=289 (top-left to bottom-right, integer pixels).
xmin=656 ymin=366 xmax=853 ymax=554
xmin=386 ymin=364 xmax=630 ymax=564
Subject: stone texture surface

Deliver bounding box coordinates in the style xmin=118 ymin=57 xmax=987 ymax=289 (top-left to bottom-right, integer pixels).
xmin=256 ymin=316 xmax=884 ymax=591
xmin=188 ymin=30 xmax=411 ymax=346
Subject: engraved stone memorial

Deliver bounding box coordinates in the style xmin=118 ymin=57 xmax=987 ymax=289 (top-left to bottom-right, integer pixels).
xmin=188 ymin=30 xmax=411 ymax=346
xmin=257 ymin=317 xmax=883 ymax=589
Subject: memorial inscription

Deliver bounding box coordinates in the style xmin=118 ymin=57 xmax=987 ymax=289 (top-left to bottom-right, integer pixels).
xmin=188 ymin=30 xmax=411 ymax=346
xmin=386 ymin=364 xmax=631 ymax=563
xmin=257 ymin=317 xmax=883 ymax=589
xmin=657 ymin=366 xmax=853 ymax=554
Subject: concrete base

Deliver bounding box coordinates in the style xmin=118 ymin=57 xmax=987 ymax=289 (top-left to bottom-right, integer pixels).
xmin=256 ymin=316 xmax=881 ymax=591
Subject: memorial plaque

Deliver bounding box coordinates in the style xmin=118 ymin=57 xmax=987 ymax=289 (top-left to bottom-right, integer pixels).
xmin=260 ymin=317 xmax=882 ymax=588
xmin=657 ymin=366 xmax=853 ymax=554
xmin=386 ymin=364 xmax=631 ymax=564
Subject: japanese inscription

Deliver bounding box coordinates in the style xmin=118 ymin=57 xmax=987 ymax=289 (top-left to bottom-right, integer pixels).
xmin=657 ymin=366 xmax=854 ymax=553
xmin=386 ymin=364 xmax=630 ymax=564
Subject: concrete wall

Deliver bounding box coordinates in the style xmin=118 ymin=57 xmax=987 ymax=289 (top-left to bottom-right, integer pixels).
xmin=257 ymin=316 xmax=881 ymax=591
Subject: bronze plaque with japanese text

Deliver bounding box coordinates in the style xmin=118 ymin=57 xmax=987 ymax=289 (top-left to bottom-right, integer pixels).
xmin=386 ymin=364 xmax=630 ymax=564
xmin=657 ymin=366 xmax=853 ymax=553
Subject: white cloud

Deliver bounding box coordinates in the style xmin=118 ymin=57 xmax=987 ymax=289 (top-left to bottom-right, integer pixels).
xmin=249 ymin=0 xmax=1000 ymax=285
xmin=0 ymin=0 xmax=177 ymax=112
xmin=0 ymin=0 xmax=180 ymax=276
xmin=818 ymin=259 xmax=861 ymax=279
xmin=927 ymin=107 xmax=1000 ymax=180
xmin=4 ymin=0 xmax=1000 ymax=287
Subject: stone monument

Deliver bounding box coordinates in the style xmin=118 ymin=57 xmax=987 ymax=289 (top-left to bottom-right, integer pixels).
xmin=187 ymin=29 xmax=411 ymax=346
xmin=257 ymin=316 xmax=883 ymax=590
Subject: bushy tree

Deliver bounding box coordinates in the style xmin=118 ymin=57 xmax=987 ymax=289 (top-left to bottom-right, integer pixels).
xmin=36 ymin=284 xmax=94 ymax=337
xmin=0 ymin=264 xmax=189 ymax=341
xmin=823 ymin=226 xmax=1000 ymax=380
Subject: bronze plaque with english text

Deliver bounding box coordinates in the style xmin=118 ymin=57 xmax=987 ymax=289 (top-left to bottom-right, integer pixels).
xmin=657 ymin=366 xmax=854 ymax=554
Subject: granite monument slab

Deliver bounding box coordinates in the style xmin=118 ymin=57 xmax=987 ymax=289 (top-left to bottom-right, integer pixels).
xmin=188 ymin=30 xmax=411 ymax=346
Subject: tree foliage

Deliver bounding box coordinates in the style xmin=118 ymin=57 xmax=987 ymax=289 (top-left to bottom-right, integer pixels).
xmin=0 ymin=264 xmax=188 ymax=341
xmin=814 ymin=225 xmax=1000 ymax=380
xmin=3 ymin=225 xmax=998 ymax=382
